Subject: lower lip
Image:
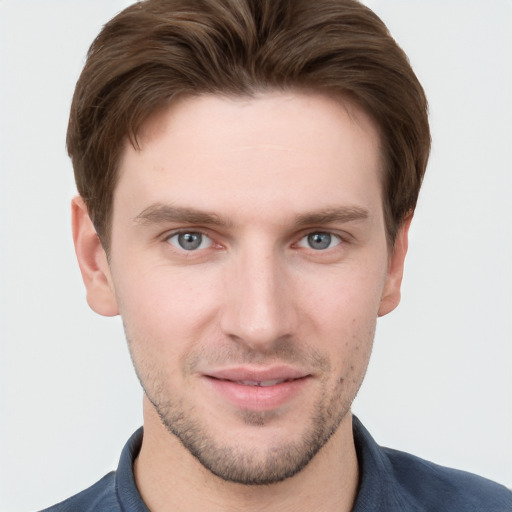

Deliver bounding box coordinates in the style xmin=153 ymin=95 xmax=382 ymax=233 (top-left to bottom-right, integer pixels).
xmin=203 ymin=377 xmax=310 ymax=411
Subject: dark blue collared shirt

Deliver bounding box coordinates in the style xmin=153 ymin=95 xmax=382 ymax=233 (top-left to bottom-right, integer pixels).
xmin=41 ymin=417 xmax=512 ymax=511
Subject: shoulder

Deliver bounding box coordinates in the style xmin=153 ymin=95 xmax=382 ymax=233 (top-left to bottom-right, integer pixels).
xmin=352 ymin=416 xmax=512 ymax=511
xmin=383 ymin=446 xmax=512 ymax=511
xmin=38 ymin=472 xmax=120 ymax=512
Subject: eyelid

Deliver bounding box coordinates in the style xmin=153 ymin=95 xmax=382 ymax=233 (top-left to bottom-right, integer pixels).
xmin=163 ymin=226 xmax=210 ymax=240
xmin=296 ymin=226 xmax=352 ymax=241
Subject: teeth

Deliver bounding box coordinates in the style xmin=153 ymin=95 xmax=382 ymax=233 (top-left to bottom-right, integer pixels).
xmin=236 ymin=379 xmax=286 ymax=387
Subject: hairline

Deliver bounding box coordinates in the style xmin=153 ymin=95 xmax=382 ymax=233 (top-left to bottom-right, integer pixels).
xmin=97 ymin=87 xmax=396 ymax=255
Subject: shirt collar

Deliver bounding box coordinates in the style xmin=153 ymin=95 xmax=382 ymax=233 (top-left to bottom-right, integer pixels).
xmin=115 ymin=427 xmax=149 ymax=512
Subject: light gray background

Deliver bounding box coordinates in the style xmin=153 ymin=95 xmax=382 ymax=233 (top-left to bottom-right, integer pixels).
xmin=1 ymin=1 xmax=511 ymax=510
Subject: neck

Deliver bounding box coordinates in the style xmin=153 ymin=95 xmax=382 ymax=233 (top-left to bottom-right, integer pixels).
xmin=134 ymin=397 xmax=359 ymax=512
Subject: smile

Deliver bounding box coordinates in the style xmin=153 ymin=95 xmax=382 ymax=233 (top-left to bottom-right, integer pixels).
xmin=202 ymin=369 xmax=311 ymax=411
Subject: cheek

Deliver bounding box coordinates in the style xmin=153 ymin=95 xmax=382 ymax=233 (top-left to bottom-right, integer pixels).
xmin=112 ymin=261 xmax=223 ymax=355
xmin=297 ymin=262 xmax=384 ymax=368
xmin=300 ymin=261 xmax=386 ymax=328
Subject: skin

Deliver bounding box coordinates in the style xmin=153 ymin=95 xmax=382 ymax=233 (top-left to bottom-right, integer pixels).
xmin=73 ymin=91 xmax=410 ymax=512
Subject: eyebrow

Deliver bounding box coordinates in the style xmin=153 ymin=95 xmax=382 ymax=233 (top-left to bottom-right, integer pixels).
xmin=133 ymin=203 xmax=369 ymax=228
xmin=294 ymin=206 xmax=369 ymax=227
xmin=134 ymin=204 xmax=234 ymax=227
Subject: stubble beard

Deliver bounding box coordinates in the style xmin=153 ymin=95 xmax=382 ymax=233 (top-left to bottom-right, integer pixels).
xmin=145 ymin=382 xmax=350 ymax=485
xmin=126 ymin=332 xmax=371 ymax=486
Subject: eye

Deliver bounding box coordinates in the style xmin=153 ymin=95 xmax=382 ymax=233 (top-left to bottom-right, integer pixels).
xmin=166 ymin=232 xmax=213 ymax=251
xmin=297 ymin=232 xmax=341 ymax=250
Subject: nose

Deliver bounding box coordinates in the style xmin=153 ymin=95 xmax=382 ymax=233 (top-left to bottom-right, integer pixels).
xmin=219 ymin=244 xmax=298 ymax=351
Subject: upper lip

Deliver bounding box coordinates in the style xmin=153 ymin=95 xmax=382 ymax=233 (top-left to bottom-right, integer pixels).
xmin=204 ymin=366 xmax=310 ymax=383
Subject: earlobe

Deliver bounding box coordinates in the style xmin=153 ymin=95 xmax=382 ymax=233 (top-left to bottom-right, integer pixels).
xmin=378 ymin=214 xmax=412 ymax=317
xmin=71 ymin=196 xmax=119 ymax=317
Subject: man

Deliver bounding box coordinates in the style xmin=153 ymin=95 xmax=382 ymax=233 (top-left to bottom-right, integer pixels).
xmin=40 ymin=0 xmax=511 ymax=510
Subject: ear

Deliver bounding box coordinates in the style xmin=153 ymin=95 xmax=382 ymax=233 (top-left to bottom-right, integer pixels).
xmin=378 ymin=214 xmax=412 ymax=317
xmin=72 ymin=196 xmax=119 ymax=316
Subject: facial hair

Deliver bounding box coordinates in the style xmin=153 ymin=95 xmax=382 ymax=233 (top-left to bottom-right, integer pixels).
xmin=127 ymin=332 xmax=372 ymax=485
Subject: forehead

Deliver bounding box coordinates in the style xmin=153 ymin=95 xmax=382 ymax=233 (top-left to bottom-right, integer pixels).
xmin=115 ymin=91 xmax=384 ymax=225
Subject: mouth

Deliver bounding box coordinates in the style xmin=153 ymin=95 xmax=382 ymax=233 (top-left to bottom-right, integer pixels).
xmin=205 ymin=365 xmax=310 ymax=382
xmin=202 ymin=367 xmax=311 ymax=411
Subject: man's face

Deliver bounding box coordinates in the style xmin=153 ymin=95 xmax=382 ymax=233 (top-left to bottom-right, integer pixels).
xmin=85 ymin=92 xmax=406 ymax=484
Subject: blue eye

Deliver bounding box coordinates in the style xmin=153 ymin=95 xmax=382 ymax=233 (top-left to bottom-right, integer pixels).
xmin=167 ymin=232 xmax=212 ymax=251
xmin=298 ymin=232 xmax=341 ymax=250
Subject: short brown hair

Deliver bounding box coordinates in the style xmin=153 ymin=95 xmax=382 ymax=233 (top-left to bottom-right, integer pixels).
xmin=67 ymin=0 xmax=430 ymax=248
